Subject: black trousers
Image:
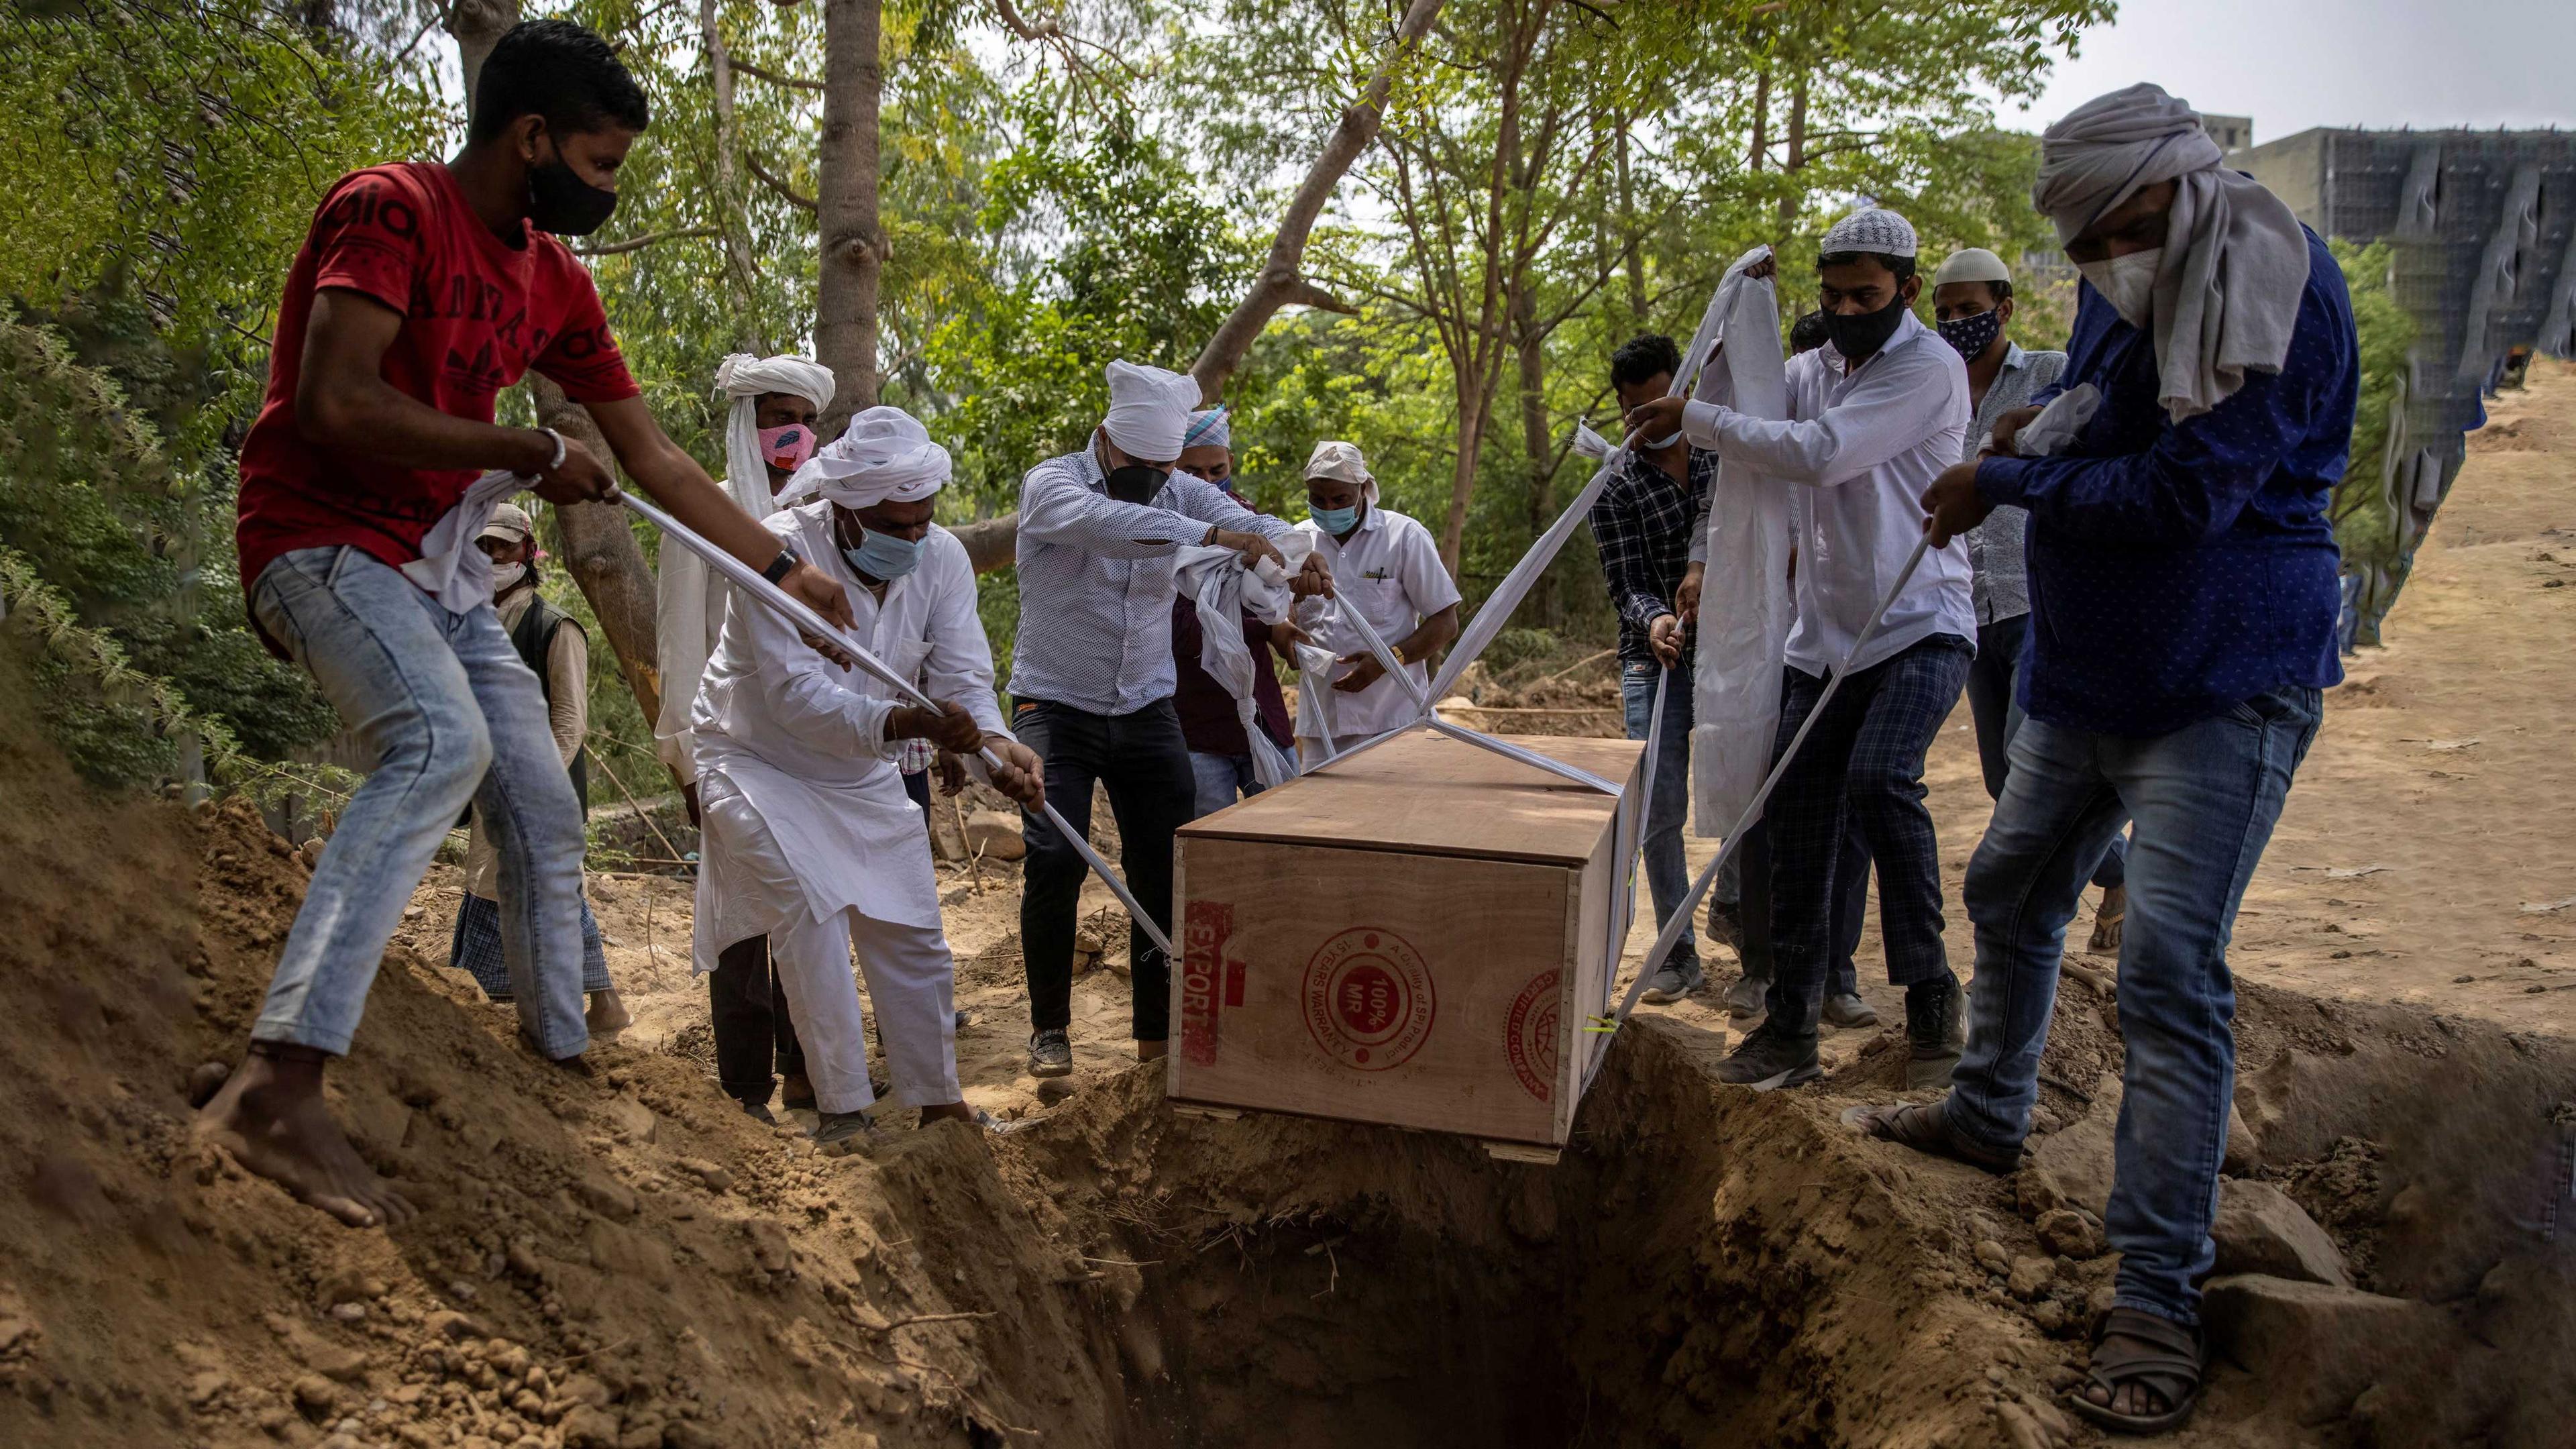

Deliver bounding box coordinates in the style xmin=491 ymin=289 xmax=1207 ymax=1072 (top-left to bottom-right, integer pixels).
xmin=1014 ymin=698 xmax=1193 ymax=1041
xmin=707 ymin=934 xmax=803 ymax=1106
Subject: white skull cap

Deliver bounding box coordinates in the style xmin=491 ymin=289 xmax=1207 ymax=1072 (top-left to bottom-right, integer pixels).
xmin=1933 ymin=247 xmax=2012 ymax=286
xmin=1821 ymin=207 xmax=1920 ymax=258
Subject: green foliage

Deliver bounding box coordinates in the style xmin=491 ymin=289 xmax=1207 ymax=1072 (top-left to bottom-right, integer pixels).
xmin=2327 ymin=238 xmax=2418 ymax=646
xmin=0 ymin=315 xmax=336 ymax=784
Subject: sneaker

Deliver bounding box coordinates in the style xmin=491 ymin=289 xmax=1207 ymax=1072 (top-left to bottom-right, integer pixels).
xmin=1905 ymin=977 xmax=1966 ymax=1091
xmin=1638 ymin=961 xmax=1704 ymax=1005
xmin=1704 ymin=899 xmax=1745 ymax=956
xmin=1821 ymin=992 xmax=1880 ymax=1030
xmin=812 ymin=1108 xmax=883 ymax=1157
xmin=1029 ymin=1028 xmax=1074 ymax=1078
xmin=1714 ymin=1021 xmax=1821 ymax=1089
xmin=1723 ymin=974 xmax=1770 ymax=1020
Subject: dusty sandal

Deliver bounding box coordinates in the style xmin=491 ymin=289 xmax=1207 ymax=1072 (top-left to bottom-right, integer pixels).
xmin=1839 ymin=1099 xmax=2022 ymax=1173
xmin=2067 ymin=1307 xmax=2204 ymax=1435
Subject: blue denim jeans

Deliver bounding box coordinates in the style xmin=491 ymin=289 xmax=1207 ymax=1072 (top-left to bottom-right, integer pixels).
xmin=1187 ymin=749 xmax=1263 ymax=818
xmin=251 ymin=547 xmax=590 ymax=1058
xmin=1620 ymin=660 xmax=1700 ymax=975
xmin=1968 ymin=612 xmax=2125 ymax=889
xmin=1947 ymin=686 xmax=2322 ymax=1326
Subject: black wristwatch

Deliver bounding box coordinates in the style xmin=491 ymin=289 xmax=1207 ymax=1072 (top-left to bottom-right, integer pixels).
xmin=761 ymin=547 xmax=800 ymax=584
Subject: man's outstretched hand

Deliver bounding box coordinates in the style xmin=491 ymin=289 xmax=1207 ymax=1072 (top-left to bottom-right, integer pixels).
xmin=780 ymin=562 xmax=859 ymax=665
xmin=1291 ymin=552 xmax=1335 ymax=598
xmin=1920 ymin=460 xmax=1993 ymax=549
xmin=892 ymin=700 xmax=984 ymax=753
xmin=531 ymin=431 xmax=619 ymax=505
xmin=981 ymin=735 xmax=1045 ymax=810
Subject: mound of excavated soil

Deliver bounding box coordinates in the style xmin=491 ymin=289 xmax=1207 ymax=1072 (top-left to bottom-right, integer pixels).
xmin=5 ymin=621 xmax=2573 ymax=1449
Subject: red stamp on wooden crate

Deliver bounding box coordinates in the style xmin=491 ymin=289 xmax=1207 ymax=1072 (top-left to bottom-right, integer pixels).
xmin=1506 ymin=969 xmax=1560 ymax=1103
xmin=1303 ymin=927 xmax=1436 ymax=1071
xmin=1180 ymin=901 xmax=1234 ymax=1067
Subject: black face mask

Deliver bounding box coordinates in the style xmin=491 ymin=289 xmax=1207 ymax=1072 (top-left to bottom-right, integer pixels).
xmin=1104 ymin=464 xmax=1169 ymax=505
xmin=1823 ymin=293 xmax=1908 ymax=362
xmin=527 ymin=138 xmax=619 ymax=237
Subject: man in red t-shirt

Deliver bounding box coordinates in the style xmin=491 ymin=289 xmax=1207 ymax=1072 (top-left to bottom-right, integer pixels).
xmin=199 ymin=19 xmax=857 ymax=1231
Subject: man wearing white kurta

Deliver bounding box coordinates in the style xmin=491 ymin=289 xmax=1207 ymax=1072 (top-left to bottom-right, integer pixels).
xmin=656 ymin=353 xmax=836 ymax=1119
xmin=1291 ymin=441 xmax=1461 ymax=762
xmin=1632 ymin=207 xmax=1976 ymax=1093
xmin=691 ymin=407 xmax=1044 ymax=1149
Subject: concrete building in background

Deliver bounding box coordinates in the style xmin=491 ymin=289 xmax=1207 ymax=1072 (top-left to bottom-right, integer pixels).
xmin=2198 ymin=113 xmax=2254 ymax=154
xmin=2235 ymin=126 xmax=2576 ymax=642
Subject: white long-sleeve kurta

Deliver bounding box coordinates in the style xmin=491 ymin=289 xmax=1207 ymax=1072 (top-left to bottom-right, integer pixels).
xmin=688 ymin=503 xmax=1008 ymax=971
xmin=653 ymin=472 xmax=768 ymax=784
xmin=1682 ymin=308 xmax=1977 ymax=676
xmin=1290 ymin=506 xmax=1460 ymax=744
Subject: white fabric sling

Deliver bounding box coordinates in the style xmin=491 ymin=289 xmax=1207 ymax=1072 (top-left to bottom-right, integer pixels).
xmin=1687 ymin=246 xmax=1796 ymax=834
xmin=1173 ymin=533 xmax=1313 ymax=789
xmin=400 ymin=468 xmax=529 ymax=614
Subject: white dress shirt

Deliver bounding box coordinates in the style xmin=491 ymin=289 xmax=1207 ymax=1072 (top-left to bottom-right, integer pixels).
xmin=690 ymin=504 xmax=1006 ymax=945
xmin=1008 ymin=443 xmax=1293 ymax=716
xmin=1683 ymin=308 xmax=1976 ymax=676
xmin=1291 ymin=505 xmax=1462 ymax=742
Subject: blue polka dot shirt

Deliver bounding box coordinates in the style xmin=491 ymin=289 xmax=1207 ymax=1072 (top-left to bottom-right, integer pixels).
xmin=1978 ymin=226 xmax=2357 ymax=737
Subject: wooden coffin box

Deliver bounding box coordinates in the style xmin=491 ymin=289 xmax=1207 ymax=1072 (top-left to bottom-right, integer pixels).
xmin=1168 ymin=727 xmax=1648 ymax=1157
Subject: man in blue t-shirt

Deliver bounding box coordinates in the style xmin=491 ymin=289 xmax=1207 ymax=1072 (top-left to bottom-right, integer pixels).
xmin=1846 ymin=84 xmax=2357 ymax=1437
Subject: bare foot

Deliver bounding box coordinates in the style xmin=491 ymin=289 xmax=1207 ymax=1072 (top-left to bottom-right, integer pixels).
xmin=584 ymin=989 xmax=631 ymax=1045
xmin=193 ymin=1045 xmax=415 ymax=1229
xmin=1136 ymin=1038 xmax=1170 ymax=1063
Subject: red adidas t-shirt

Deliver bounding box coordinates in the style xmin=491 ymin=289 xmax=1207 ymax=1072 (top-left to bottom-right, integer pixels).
xmin=235 ymin=161 xmax=640 ymax=607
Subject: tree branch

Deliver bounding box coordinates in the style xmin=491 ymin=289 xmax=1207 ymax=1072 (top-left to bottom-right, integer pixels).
xmin=571 ymin=225 xmax=720 ymax=256
xmin=747 ymin=154 xmax=819 ymax=212
xmin=1187 ymin=0 xmax=1448 ymax=401
xmin=730 ymin=54 xmax=824 ymax=91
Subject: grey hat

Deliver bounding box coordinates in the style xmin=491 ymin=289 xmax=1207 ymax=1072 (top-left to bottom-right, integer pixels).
xmin=1821 ymin=207 xmax=1919 ymax=258
xmin=1933 ymin=247 xmax=2012 ymax=286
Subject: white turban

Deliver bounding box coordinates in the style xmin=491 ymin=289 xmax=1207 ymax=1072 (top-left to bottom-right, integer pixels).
xmin=1102 ymin=360 xmax=1199 ymax=460
xmin=1183 ymin=405 xmax=1231 ymax=451
xmin=712 ymin=353 xmax=837 ymax=517
xmin=776 ymin=406 xmax=951 ymax=510
xmin=2034 ymin=83 xmax=2310 ymax=421
xmin=654 ymin=354 xmax=839 ymax=778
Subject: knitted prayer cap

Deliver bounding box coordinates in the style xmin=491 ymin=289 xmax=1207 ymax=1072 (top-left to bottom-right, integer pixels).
xmin=1821 ymin=207 xmax=1919 ymax=258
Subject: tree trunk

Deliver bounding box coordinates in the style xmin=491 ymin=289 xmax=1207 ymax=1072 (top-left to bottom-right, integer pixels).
xmin=449 ymin=0 xmax=662 ymax=725
xmin=1438 ymin=386 xmax=1487 ymax=576
xmin=1615 ymin=118 xmax=1645 ymax=325
xmin=814 ymin=0 xmax=883 ymax=430
xmin=1776 ymin=70 xmax=1808 ymax=228
xmin=1747 ymin=67 xmax=1770 ymax=173
xmin=1513 ymin=282 xmax=1556 ymax=625
xmin=702 ymin=0 xmax=770 ymax=351
xmin=1187 ymin=0 xmax=1448 ymax=402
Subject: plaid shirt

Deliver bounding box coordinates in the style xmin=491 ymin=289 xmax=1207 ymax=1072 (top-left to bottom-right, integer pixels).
xmin=1589 ymin=443 xmax=1718 ymax=665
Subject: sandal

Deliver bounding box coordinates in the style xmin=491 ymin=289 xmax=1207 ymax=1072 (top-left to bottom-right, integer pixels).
xmin=1839 ymin=1098 xmax=2022 ymax=1173
xmin=2087 ymin=885 xmax=2127 ymax=955
xmin=2066 ymin=1307 xmax=2204 ymax=1435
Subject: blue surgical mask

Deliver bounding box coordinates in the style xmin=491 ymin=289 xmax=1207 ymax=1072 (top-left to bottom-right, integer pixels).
xmin=1310 ymin=503 xmax=1359 ymax=535
xmin=842 ymin=527 xmax=923 ymax=582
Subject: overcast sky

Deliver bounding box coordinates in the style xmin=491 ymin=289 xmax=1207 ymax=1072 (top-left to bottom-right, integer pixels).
xmin=2012 ymin=0 xmax=2576 ymax=144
